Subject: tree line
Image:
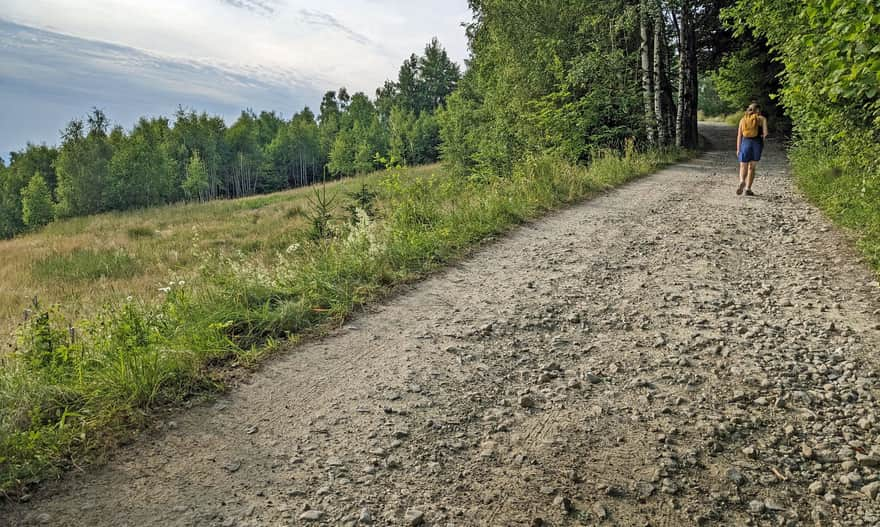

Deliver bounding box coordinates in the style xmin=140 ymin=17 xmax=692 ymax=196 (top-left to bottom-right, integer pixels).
xmin=0 ymin=38 xmax=459 ymax=238
xmin=434 ymin=0 xmax=727 ymax=180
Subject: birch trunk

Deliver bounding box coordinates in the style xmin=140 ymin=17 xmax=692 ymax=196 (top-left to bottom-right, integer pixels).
xmin=640 ymin=0 xmax=657 ymax=146
xmin=653 ymin=2 xmax=667 ymax=146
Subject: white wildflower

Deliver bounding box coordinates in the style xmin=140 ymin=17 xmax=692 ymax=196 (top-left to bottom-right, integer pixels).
xmin=158 ymin=287 xmax=171 ymax=293
xmin=345 ymin=208 xmax=386 ymax=257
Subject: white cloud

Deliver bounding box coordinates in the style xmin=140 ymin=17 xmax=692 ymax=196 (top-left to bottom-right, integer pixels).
xmin=2 ymin=0 xmax=472 ymax=94
xmin=0 ymin=1 xmax=471 ymax=156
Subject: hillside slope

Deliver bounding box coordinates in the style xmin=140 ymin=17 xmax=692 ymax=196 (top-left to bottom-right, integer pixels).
xmin=0 ymin=166 xmax=435 ymax=341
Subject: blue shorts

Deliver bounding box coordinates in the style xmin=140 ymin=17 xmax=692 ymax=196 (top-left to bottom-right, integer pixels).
xmin=739 ymin=137 xmax=763 ymax=162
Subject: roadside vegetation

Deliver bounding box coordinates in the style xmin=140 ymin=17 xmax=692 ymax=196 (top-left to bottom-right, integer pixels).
xmin=0 ymin=169 xmax=404 ymax=340
xmin=0 ymin=146 xmax=687 ymax=495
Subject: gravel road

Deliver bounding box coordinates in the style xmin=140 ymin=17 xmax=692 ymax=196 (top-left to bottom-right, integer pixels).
xmin=5 ymin=123 xmax=880 ymax=526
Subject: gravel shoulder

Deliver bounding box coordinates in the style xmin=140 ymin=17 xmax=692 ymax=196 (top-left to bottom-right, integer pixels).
xmin=5 ymin=123 xmax=880 ymax=526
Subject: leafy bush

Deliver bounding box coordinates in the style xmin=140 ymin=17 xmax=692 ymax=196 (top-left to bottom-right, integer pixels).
xmin=20 ymin=173 xmax=55 ymax=229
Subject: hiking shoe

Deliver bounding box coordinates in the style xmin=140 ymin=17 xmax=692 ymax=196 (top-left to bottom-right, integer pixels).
xmin=736 ymin=183 xmax=745 ymax=195
xmin=745 ymin=189 xmax=755 ymax=196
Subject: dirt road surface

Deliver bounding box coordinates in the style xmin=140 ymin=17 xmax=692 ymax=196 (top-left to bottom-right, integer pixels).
xmin=5 ymin=124 xmax=880 ymax=526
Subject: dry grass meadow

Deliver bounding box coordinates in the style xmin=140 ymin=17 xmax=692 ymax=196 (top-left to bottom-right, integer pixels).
xmin=0 ymin=165 xmax=437 ymax=349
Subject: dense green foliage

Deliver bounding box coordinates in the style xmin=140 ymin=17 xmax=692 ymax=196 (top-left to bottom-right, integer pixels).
xmin=698 ymin=75 xmax=735 ymax=117
xmin=20 ymin=173 xmax=54 ymax=229
xmin=0 ymin=40 xmax=459 ymax=239
xmin=327 ymin=38 xmax=459 ymax=175
xmin=699 ymin=40 xmax=787 ymax=129
xmin=726 ymin=0 xmax=880 ymax=272
xmin=710 ymin=46 xmax=774 ymax=113
xmin=438 ymin=1 xmax=648 ymax=178
xmin=727 ymin=0 xmax=879 ymax=132
xmin=182 ymin=151 xmax=210 ymax=202
xmin=0 ymin=144 xmax=57 ymax=237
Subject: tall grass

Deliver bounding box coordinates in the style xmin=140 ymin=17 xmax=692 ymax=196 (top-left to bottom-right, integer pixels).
xmin=0 ymin=148 xmax=687 ymax=495
xmin=0 ymin=168 xmax=404 ymax=341
xmin=792 ymin=132 xmax=880 ymax=271
xmin=126 ymin=226 xmax=155 ymax=239
xmin=32 ymin=249 xmax=143 ymax=282
xmin=698 ymin=110 xmax=744 ymax=126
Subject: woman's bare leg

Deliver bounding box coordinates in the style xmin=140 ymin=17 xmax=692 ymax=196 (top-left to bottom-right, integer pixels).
xmin=746 ymin=161 xmax=757 ymax=189
xmin=737 ymin=162 xmax=748 ymax=194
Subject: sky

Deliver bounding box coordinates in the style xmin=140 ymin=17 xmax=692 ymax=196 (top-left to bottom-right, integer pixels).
xmin=0 ymin=0 xmax=472 ymax=161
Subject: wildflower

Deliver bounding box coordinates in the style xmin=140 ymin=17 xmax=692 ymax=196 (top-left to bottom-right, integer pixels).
xmin=178 ymin=280 xmax=186 ymax=286
xmin=126 ymin=295 xmax=133 ymax=302
xmin=285 ymin=243 xmax=301 ymax=254
xmin=158 ymin=287 xmax=171 ymax=293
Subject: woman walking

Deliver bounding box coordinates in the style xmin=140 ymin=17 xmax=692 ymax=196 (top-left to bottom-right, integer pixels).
xmin=736 ymin=102 xmax=769 ymax=196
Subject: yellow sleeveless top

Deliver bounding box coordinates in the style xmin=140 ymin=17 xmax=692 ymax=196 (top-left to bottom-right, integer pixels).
xmin=741 ymin=113 xmax=761 ymax=138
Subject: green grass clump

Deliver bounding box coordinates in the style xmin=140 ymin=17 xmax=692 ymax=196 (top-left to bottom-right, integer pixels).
xmin=0 ymin=298 xmax=227 ymax=493
xmin=32 ymin=249 xmax=143 ymax=282
xmin=0 ymin=147 xmax=688 ymax=496
xmin=126 ymin=226 xmax=155 ymax=239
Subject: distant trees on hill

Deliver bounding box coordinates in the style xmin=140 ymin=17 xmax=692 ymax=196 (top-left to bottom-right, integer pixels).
xmin=0 ymin=38 xmax=459 ymax=238
xmin=0 ymin=144 xmax=57 ymax=238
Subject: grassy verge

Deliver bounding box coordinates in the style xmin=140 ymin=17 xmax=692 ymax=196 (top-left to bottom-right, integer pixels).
xmin=0 ymin=168 xmax=415 ymax=341
xmin=791 ymin=132 xmax=880 ymax=273
xmin=0 ymin=146 xmax=688 ymax=496
xmin=698 ymin=110 xmax=744 ymax=126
